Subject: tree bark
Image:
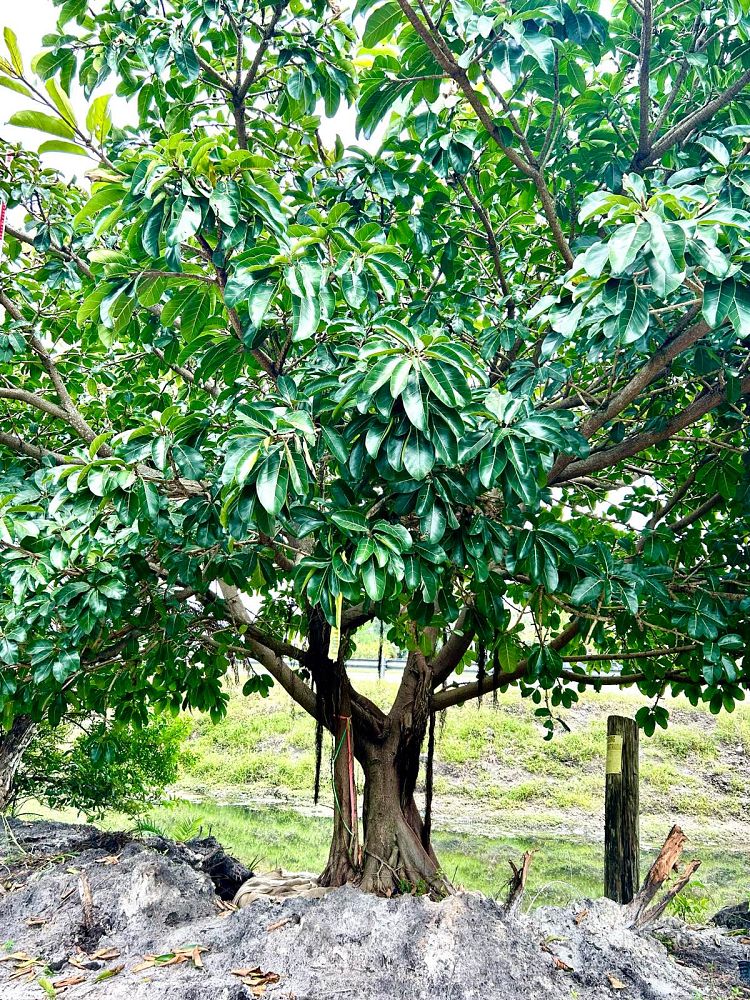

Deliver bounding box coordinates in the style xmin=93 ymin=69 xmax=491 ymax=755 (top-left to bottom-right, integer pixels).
xmin=318 ymin=650 xmax=449 ymax=896
xmin=0 ymin=716 xmax=35 ymax=812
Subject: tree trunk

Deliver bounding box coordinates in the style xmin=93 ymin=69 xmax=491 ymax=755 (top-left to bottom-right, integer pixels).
xmin=0 ymin=716 xmax=35 ymax=812
xmin=356 ymin=739 xmax=446 ymax=895
xmin=317 ymin=650 xmax=449 ymax=897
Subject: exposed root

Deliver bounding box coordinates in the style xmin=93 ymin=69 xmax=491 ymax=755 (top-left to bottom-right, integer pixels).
xmin=357 ymin=815 xmax=452 ymax=898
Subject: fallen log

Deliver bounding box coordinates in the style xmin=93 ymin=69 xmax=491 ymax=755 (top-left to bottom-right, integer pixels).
xmin=626 ymin=824 xmax=701 ymax=928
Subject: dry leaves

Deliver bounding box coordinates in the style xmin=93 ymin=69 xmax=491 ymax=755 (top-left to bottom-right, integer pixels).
xmin=552 ymin=957 xmax=574 ymax=973
xmin=607 ymin=974 xmax=628 ymax=990
xmin=231 ymin=966 xmax=282 ymax=995
xmin=52 ymin=974 xmax=86 ymax=989
xmin=132 ymin=945 xmax=208 ymax=973
xmin=215 ymin=898 xmax=239 ymax=917
xmin=92 ymin=947 xmax=120 ymax=961
xmin=0 ymin=952 xmax=44 ymax=981
xmin=267 ymin=915 xmax=299 ymax=933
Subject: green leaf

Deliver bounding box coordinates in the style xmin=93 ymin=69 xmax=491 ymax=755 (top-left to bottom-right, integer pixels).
xmin=645 ymin=212 xmax=686 ymax=295
xmin=38 ymin=139 xmax=88 ymax=156
xmin=3 ymin=27 xmax=23 ymax=74
xmin=172 ymin=444 xmax=205 ymax=479
xmin=402 ymin=370 xmax=427 ymax=431
xmin=695 ymin=135 xmax=729 ymax=167
xmin=210 ymin=180 xmax=242 ymax=227
xmin=288 ymin=262 xmax=321 ymax=342
xmin=613 ymin=284 xmax=649 ymax=344
xmin=8 ymin=109 xmax=75 ymax=140
xmin=608 ymin=222 xmax=650 ymax=273
xmin=256 ymin=450 xmax=288 ymax=515
xmin=363 ymin=1 xmax=402 ymax=46
xmin=362 ymin=559 xmax=386 ymax=601
xmin=85 ymin=94 xmax=111 ymax=143
xmin=519 ymin=31 xmax=555 ymax=73
xmin=331 ymin=510 xmax=370 ymax=533
xmin=570 ymin=577 xmax=603 ymax=605
xmin=0 ymin=76 xmax=31 ymax=96
xmin=403 ymin=433 xmax=435 ymax=480
xmin=44 ymin=79 xmax=77 ymax=128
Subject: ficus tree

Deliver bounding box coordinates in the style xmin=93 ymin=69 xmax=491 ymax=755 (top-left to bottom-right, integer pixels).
xmin=1 ymin=0 xmax=750 ymax=894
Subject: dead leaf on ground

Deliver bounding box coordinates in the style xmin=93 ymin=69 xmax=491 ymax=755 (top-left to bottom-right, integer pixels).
xmin=52 ymin=974 xmax=86 ymax=988
xmin=267 ymin=916 xmax=298 ymax=932
xmin=607 ymin=974 xmax=627 ymax=990
xmin=92 ymin=947 xmax=120 ymax=960
xmin=552 ymin=957 xmax=574 ymax=973
xmin=133 ymin=946 xmax=208 ymax=973
xmin=215 ymin=899 xmax=238 ymax=913
xmin=231 ymin=967 xmax=281 ymax=994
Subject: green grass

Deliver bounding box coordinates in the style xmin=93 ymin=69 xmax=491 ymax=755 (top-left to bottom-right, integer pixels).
xmin=175 ymin=681 xmax=750 ymax=845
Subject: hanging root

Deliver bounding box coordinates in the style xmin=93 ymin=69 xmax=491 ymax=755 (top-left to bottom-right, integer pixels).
xmin=422 ymin=711 xmax=436 ymax=850
xmin=492 ymin=645 xmax=500 ymax=708
xmin=626 ymin=825 xmax=701 ymax=928
xmin=477 ymin=642 xmax=487 ymax=707
xmin=313 ymin=718 xmax=324 ymax=804
xmin=505 ymin=850 xmax=535 ymax=916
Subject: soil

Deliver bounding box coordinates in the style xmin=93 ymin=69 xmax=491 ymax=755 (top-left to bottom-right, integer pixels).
xmin=1 ymin=819 xmax=748 ymax=1000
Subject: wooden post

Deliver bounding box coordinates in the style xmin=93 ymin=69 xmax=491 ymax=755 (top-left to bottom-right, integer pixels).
xmin=604 ymin=715 xmax=640 ymax=904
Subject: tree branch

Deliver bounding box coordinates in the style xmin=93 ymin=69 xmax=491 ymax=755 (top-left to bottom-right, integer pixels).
xmin=392 ymin=0 xmax=574 ymax=266
xmin=552 ymin=372 xmax=750 ymax=484
xmin=636 ymin=0 xmax=654 ymax=163
xmin=641 ymin=67 xmax=750 ymax=167
xmin=549 ymin=314 xmax=707 ymax=481
xmin=431 ymin=622 xmax=580 ymax=710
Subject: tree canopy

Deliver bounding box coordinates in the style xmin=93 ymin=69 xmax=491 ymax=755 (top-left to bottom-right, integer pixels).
xmin=1 ymin=0 xmax=750 ymax=891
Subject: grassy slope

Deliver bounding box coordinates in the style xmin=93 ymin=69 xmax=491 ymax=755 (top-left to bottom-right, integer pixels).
xmin=140 ymin=679 xmax=750 ymax=913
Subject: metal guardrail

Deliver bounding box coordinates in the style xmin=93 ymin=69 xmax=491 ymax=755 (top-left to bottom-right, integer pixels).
xmin=345 ymin=657 xmax=482 ymax=675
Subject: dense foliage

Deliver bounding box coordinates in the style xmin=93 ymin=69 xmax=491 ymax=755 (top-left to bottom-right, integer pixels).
xmin=11 ymin=713 xmax=185 ymax=819
xmin=2 ymin=0 xmax=750 ymax=888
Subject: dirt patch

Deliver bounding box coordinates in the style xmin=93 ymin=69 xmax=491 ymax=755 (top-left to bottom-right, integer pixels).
xmin=1 ymin=820 xmax=748 ymax=999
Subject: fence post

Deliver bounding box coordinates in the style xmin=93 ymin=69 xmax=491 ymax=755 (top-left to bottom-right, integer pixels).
xmin=604 ymin=714 xmax=640 ymax=903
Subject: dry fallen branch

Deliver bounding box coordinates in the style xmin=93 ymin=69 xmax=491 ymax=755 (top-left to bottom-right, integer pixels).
xmin=626 ymin=825 xmax=701 ymax=928
xmin=505 ymin=850 xmax=535 ymax=915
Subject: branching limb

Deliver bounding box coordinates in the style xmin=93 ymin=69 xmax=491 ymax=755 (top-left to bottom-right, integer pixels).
xmin=553 ymin=372 xmax=750 ymax=484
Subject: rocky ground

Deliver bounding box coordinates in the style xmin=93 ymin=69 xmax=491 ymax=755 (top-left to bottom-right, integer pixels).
xmin=0 ymin=820 xmax=748 ymax=1000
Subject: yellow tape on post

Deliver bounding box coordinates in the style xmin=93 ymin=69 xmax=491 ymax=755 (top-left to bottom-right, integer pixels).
xmin=328 ymin=592 xmax=343 ymax=661
xmin=606 ymin=734 xmax=623 ymax=775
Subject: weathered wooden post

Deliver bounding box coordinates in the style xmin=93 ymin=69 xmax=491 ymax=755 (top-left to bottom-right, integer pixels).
xmin=604 ymin=714 xmax=640 ymax=903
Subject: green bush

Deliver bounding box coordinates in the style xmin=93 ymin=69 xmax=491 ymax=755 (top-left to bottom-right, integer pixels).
xmin=14 ymin=714 xmax=187 ymax=820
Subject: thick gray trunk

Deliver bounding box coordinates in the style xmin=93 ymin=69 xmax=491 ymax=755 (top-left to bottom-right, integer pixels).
xmin=0 ymin=716 xmax=35 ymax=812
